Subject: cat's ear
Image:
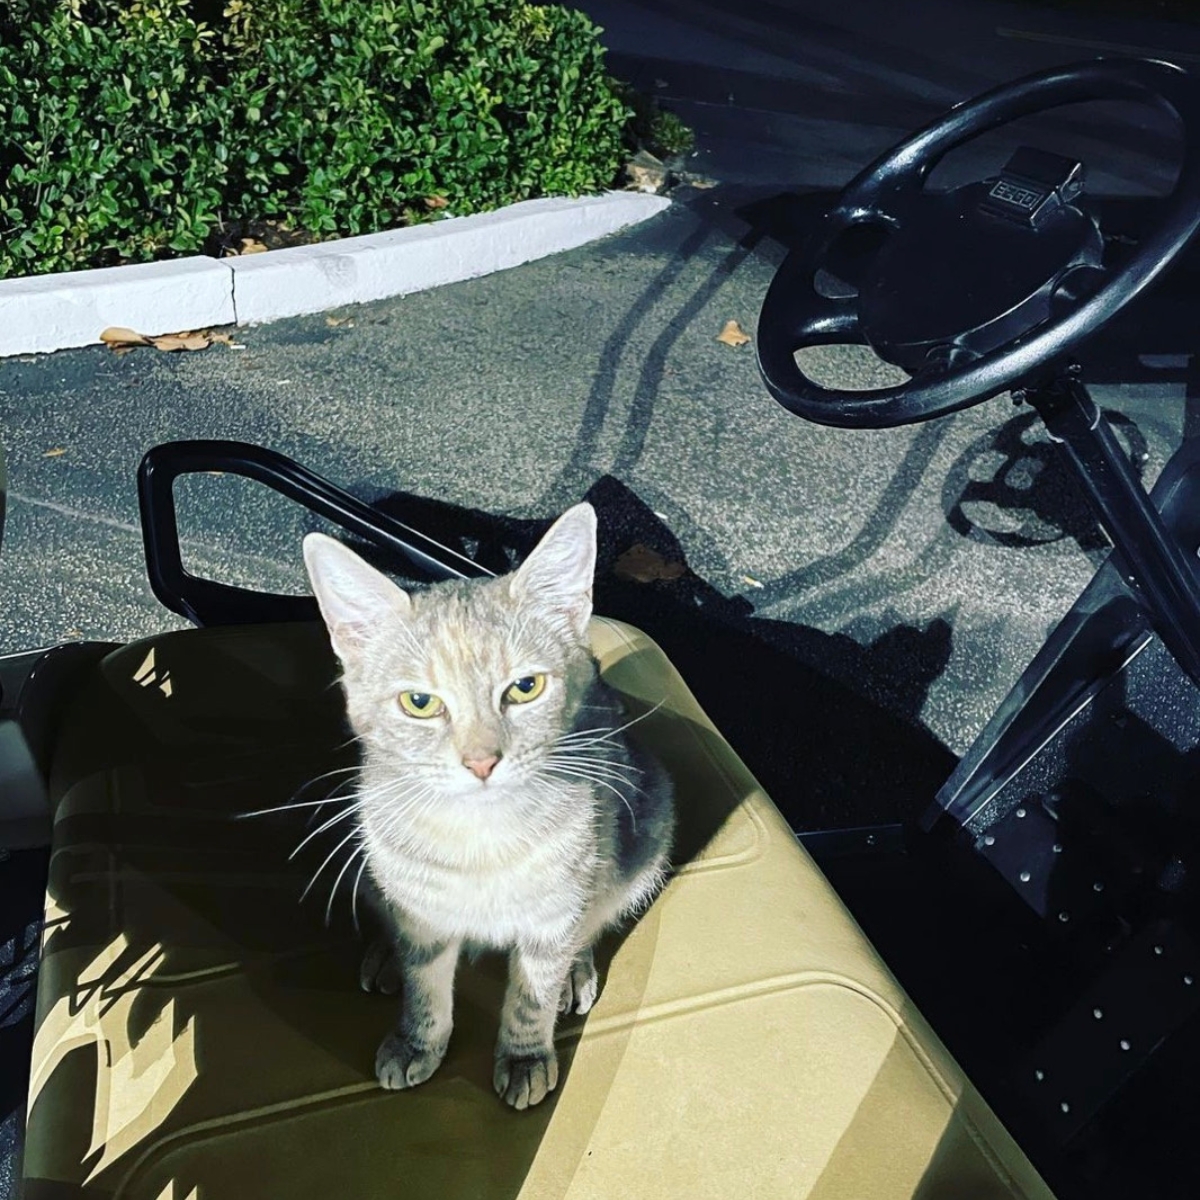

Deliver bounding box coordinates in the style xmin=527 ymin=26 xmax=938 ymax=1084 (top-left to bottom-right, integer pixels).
xmin=303 ymin=532 xmax=412 ymax=666
xmin=510 ymin=503 xmax=597 ymax=639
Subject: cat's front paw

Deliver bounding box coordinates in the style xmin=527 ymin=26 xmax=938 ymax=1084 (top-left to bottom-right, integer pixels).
xmin=493 ymin=1049 xmax=559 ymax=1110
xmin=359 ymin=938 xmax=404 ymax=994
xmin=376 ymin=1031 xmax=447 ymax=1090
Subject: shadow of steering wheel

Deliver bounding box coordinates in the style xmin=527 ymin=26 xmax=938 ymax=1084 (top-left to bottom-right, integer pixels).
xmin=941 ymin=407 xmax=1149 ymax=555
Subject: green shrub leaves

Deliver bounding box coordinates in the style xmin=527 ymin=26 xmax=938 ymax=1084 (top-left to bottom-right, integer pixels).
xmin=0 ymin=0 xmax=631 ymax=277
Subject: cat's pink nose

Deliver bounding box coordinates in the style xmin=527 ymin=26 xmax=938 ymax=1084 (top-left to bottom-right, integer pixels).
xmin=463 ymin=753 xmax=500 ymax=780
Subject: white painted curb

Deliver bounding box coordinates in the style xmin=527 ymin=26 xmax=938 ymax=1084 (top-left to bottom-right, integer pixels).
xmin=0 ymin=257 xmax=236 ymax=359
xmin=231 ymin=191 xmax=670 ymax=324
xmin=0 ymin=191 xmax=670 ymax=359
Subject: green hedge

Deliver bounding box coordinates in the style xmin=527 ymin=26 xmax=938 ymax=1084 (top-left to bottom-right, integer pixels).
xmin=0 ymin=0 xmax=631 ymax=278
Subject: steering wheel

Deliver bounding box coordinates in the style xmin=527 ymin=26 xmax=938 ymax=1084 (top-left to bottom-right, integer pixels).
xmin=756 ymin=58 xmax=1200 ymax=429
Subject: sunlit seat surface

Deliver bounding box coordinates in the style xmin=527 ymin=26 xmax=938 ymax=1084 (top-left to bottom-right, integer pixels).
xmin=24 ymin=617 xmax=1054 ymax=1199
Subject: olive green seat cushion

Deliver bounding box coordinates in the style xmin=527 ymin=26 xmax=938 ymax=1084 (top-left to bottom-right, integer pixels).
xmin=23 ymin=618 xmax=1055 ymax=1199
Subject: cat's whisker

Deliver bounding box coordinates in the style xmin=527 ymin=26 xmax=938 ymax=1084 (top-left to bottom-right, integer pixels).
xmin=300 ymin=826 xmax=363 ymax=903
xmin=235 ymin=764 xmax=361 ymax=820
xmin=558 ymin=701 xmax=666 ymax=746
xmin=386 ymin=787 xmax=442 ymax=831
xmin=302 ymin=781 xmax=361 ymax=819
xmin=348 ymin=761 xmax=444 ymax=796
xmin=372 ymin=798 xmax=426 ymax=838
xmin=544 ymin=767 xmax=642 ymax=796
xmin=349 ymin=773 xmax=438 ymax=812
xmin=289 ymin=802 xmax=361 ymax=860
xmin=360 ymin=775 xmax=441 ymax=812
xmin=556 ymin=724 xmax=622 ymax=742
xmin=369 ymin=783 xmax=440 ymax=837
xmin=351 ymin=856 xmax=370 ymax=932
xmin=544 ymin=754 xmax=650 ymax=791
xmin=544 ymin=751 xmax=640 ymax=776
xmin=556 ymin=730 xmax=641 ymax=753
xmin=237 ymin=797 xmax=334 ymax=819
xmin=349 ymin=782 xmax=412 ymax=809
xmin=297 ymin=771 xmax=362 ymax=807
xmin=623 ymin=706 xmax=665 ymax=738
xmin=543 ymin=756 xmax=643 ymax=788
xmin=540 ymin=765 xmax=640 ymax=829
xmin=237 ymin=791 xmax=353 ymax=820
xmin=301 ymin=764 xmax=361 ymax=786
xmin=543 ymin=761 xmax=640 ymax=790
xmin=326 ymin=835 xmax=365 ymax=927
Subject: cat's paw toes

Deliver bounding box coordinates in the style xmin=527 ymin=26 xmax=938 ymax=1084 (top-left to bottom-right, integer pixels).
xmin=360 ymin=939 xmax=403 ymax=994
xmin=559 ymin=960 xmax=600 ymax=1015
xmin=375 ymin=1032 xmax=446 ymax=1090
xmin=573 ymin=973 xmax=599 ymax=1014
xmin=493 ymin=1049 xmax=559 ymax=1109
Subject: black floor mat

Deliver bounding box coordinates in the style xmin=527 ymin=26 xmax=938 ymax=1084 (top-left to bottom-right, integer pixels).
xmin=821 ymin=836 xmax=1200 ymax=1200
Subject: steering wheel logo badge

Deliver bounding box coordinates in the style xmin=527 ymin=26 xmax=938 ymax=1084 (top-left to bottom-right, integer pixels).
xmin=989 ymin=179 xmax=1043 ymax=211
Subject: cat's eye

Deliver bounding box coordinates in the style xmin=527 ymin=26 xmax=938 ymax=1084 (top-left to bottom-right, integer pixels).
xmin=504 ymin=674 xmax=546 ymax=705
xmin=398 ymin=690 xmax=445 ymax=719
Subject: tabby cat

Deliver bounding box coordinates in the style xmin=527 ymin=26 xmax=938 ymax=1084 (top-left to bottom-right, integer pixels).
xmin=302 ymin=502 xmax=674 ymax=1109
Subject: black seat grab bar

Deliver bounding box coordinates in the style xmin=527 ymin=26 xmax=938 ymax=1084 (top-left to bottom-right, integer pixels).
xmin=138 ymin=441 xmax=491 ymax=628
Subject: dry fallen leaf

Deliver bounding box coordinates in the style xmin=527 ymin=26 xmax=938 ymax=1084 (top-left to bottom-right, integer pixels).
xmin=613 ymin=544 xmax=687 ymax=584
xmin=149 ymin=331 xmax=212 ymax=352
xmin=100 ymin=326 xmax=151 ymax=348
xmin=43 ymin=447 xmax=67 ymax=458
xmin=100 ymin=326 xmax=211 ymax=352
xmin=424 ymin=195 xmax=450 ymax=210
xmin=239 ymin=237 xmax=269 ymax=255
xmin=741 ymin=574 xmax=764 ymax=589
xmin=716 ymin=319 xmax=751 ymax=347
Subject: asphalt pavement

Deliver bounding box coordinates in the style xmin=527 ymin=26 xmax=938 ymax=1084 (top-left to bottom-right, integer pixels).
xmin=586 ymin=0 xmax=1200 ymax=192
xmin=3 ymin=0 xmax=1200 ymax=831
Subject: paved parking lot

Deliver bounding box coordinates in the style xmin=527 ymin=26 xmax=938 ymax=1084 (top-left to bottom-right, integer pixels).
xmin=3 ymin=182 xmax=1197 ymax=830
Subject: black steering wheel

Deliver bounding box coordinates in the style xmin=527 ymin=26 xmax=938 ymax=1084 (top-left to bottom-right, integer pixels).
xmin=757 ymin=58 xmax=1200 ymax=429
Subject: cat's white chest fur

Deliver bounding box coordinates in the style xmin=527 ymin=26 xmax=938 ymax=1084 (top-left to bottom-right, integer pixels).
xmin=365 ymin=783 xmax=592 ymax=947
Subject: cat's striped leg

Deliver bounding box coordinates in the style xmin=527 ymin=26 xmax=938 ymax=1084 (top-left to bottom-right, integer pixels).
xmin=356 ymin=876 xmax=406 ymax=995
xmin=375 ymin=932 xmax=462 ymax=1090
xmin=558 ymin=944 xmax=599 ymax=1015
xmin=495 ymin=941 xmax=573 ymax=1109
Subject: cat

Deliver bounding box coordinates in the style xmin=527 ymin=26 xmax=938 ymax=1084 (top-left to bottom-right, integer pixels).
xmin=302 ymin=502 xmax=674 ymax=1109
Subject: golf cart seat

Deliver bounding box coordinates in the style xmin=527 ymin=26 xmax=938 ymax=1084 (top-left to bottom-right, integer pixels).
xmin=21 ymin=613 xmax=1053 ymax=1198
